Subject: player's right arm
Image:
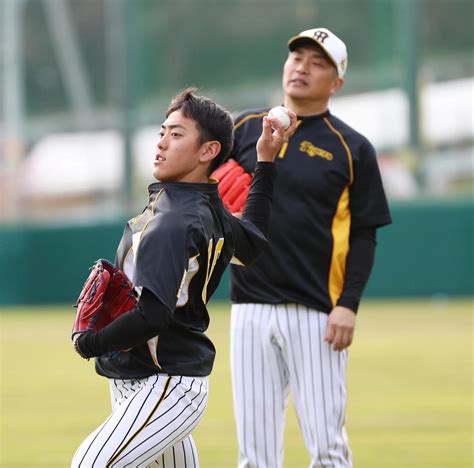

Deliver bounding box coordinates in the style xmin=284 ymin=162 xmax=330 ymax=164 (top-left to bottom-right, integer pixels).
xmin=256 ymin=112 xmax=296 ymax=162
xmin=212 ymin=109 xmax=295 ymax=214
xmin=228 ymin=113 xmax=297 ymax=265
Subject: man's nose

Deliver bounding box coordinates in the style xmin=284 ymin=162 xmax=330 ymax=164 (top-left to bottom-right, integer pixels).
xmin=296 ymin=61 xmax=308 ymax=74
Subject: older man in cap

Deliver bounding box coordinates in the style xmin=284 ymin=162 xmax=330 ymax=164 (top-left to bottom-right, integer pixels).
xmin=216 ymin=28 xmax=392 ymax=467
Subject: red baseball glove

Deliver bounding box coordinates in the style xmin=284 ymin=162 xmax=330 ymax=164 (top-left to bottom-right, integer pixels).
xmin=72 ymin=259 xmax=137 ymax=339
xmin=211 ymin=159 xmax=252 ymax=214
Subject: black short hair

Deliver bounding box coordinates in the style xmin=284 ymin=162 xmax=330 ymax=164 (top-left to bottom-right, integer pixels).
xmin=166 ymin=87 xmax=234 ymax=174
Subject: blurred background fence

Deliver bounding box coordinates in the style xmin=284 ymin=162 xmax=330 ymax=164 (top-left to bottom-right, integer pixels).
xmin=1 ymin=0 xmax=473 ymax=304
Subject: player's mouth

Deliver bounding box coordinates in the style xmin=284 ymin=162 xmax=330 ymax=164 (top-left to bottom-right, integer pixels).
xmin=154 ymin=154 xmax=166 ymax=165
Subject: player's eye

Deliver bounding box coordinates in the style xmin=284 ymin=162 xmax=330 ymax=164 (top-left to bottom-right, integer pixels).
xmin=171 ymin=132 xmax=181 ymax=137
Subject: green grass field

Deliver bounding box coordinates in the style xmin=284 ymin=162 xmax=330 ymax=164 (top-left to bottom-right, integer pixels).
xmin=1 ymin=299 xmax=472 ymax=467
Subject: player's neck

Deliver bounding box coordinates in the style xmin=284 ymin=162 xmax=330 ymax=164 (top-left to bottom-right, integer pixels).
xmin=168 ymin=166 xmax=210 ymax=184
xmin=283 ymin=96 xmax=329 ymax=117
xmin=176 ymin=173 xmax=209 ymax=184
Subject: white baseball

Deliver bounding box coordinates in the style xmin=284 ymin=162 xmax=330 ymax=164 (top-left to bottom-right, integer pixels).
xmin=267 ymin=106 xmax=291 ymax=130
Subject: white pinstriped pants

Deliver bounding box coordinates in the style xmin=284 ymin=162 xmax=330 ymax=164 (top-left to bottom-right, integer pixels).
xmin=71 ymin=374 xmax=208 ymax=467
xmin=230 ymin=304 xmax=352 ymax=468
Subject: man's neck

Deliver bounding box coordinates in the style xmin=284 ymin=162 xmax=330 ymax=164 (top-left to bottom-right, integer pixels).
xmin=283 ymin=96 xmax=329 ymax=117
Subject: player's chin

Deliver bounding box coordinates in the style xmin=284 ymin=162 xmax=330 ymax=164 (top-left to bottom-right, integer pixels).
xmin=152 ymin=166 xmax=164 ymax=181
xmin=153 ymin=166 xmax=176 ymax=183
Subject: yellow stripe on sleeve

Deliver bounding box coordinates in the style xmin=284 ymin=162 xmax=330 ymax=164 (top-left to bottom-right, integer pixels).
xmin=328 ymin=186 xmax=351 ymax=307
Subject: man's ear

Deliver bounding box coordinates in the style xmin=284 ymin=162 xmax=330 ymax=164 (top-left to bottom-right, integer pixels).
xmin=200 ymin=140 xmax=221 ymax=164
xmin=330 ymin=77 xmax=344 ymax=96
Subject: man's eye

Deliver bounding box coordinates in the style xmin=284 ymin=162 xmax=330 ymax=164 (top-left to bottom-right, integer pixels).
xmin=171 ymin=133 xmax=181 ymax=137
xmin=158 ymin=132 xmax=164 ymax=137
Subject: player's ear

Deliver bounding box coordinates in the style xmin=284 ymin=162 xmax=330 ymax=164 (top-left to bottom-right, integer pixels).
xmin=200 ymin=140 xmax=221 ymax=164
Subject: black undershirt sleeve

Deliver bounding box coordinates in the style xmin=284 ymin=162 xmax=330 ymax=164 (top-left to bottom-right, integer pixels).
xmin=241 ymin=161 xmax=277 ymax=236
xmin=230 ymin=162 xmax=277 ymax=265
xmin=76 ymin=288 xmax=172 ymax=358
xmin=336 ymin=227 xmax=377 ymax=313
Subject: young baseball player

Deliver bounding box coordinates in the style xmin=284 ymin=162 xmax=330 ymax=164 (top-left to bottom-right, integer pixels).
xmin=70 ymin=88 xmax=296 ymax=467
xmin=215 ymin=28 xmax=392 ymax=467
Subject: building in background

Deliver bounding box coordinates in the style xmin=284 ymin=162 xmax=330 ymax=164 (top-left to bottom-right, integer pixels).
xmin=1 ymin=0 xmax=473 ymax=222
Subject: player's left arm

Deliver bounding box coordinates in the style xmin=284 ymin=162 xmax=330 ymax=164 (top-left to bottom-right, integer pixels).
xmin=75 ymin=288 xmax=172 ymax=359
xmin=74 ymin=217 xmax=193 ymax=359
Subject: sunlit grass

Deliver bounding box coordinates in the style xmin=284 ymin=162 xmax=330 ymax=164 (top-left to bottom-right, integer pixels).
xmin=0 ymin=299 xmax=472 ymax=467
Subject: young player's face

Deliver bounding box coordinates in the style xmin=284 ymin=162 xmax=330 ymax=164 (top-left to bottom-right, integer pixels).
xmin=283 ymin=44 xmax=343 ymax=102
xmin=154 ymin=110 xmax=211 ymax=183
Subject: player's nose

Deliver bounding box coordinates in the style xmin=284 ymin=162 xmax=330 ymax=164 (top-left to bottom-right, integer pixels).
xmin=157 ymin=137 xmax=167 ymax=150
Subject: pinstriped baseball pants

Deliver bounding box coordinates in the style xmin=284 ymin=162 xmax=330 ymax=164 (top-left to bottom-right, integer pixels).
xmin=71 ymin=374 xmax=207 ymax=467
xmin=230 ymin=304 xmax=352 ymax=468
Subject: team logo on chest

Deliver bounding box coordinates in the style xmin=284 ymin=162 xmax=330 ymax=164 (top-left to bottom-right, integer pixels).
xmin=299 ymin=140 xmax=333 ymax=161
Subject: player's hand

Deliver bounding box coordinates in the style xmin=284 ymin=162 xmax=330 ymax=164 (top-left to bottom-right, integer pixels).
xmin=256 ymin=110 xmax=297 ymax=162
xmin=324 ymin=306 xmax=356 ymax=351
xmin=73 ymin=332 xmax=93 ymax=359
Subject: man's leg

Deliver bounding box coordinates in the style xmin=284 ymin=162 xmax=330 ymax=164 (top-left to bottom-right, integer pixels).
xmin=71 ymin=374 xmax=208 ymax=468
xmin=230 ymin=303 xmax=290 ymax=468
xmin=281 ymin=305 xmax=352 ymax=467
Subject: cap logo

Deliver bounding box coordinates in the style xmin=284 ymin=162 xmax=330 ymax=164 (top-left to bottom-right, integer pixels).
xmin=313 ymin=30 xmax=329 ymax=43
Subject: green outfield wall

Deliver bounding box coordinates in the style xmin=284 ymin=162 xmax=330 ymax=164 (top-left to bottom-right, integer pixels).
xmin=0 ymin=199 xmax=472 ymax=305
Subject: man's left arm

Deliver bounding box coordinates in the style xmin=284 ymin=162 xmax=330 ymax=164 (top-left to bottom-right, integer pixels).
xmin=324 ymin=225 xmax=377 ymax=351
xmin=325 ymin=138 xmax=392 ymax=351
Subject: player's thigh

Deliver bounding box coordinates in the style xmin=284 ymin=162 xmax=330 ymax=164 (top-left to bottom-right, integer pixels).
xmin=72 ymin=374 xmax=208 ymax=468
xmin=149 ymin=435 xmax=199 ymax=467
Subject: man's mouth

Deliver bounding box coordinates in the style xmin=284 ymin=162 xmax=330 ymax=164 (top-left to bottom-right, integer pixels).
xmin=290 ymin=78 xmax=308 ymax=86
xmin=155 ymin=154 xmax=166 ymax=163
